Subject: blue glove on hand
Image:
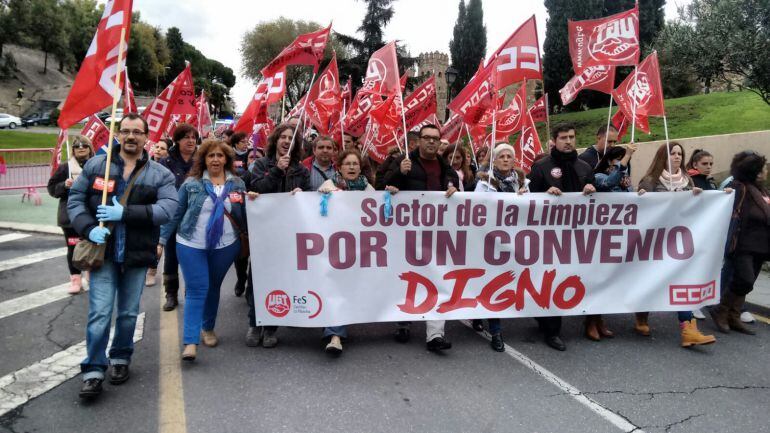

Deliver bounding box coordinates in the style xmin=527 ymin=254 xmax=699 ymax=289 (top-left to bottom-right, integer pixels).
xmin=88 ymin=226 xmax=111 ymax=244
xmin=96 ymin=196 xmax=124 ymax=222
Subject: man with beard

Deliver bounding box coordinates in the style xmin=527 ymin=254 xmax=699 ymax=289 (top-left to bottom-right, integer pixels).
xmin=303 ymin=136 xmax=337 ymax=190
xmin=384 ymin=124 xmax=459 ymax=352
xmin=158 ymin=124 xmax=198 ymax=311
xmin=527 ymin=122 xmax=596 ymax=352
xmin=68 ymin=113 xmax=177 ymax=399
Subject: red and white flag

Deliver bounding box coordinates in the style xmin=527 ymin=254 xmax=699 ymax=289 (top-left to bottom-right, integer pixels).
xmin=568 ymin=5 xmax=640 ymax=73
xmin=447 ymin=60 xmax=496 ymax=125
xmin=611 ymin=109 xmax=630 ymax=140
xmin=80 ymin=115 xmax=111 ymax=151
xmin=516 ymin=110 xmax=544 ymax=174
xmin=192 ymin=91 xmax=213 ymax=137
xmin=403 ymin=75 xmax=437 ymax=130
xmin=261 ymin=24 xmax=331 ymax=77
xmin=58 ymin=0 xmax=133 ymax=129
xmin=529 ymin=94 xmax=548 ymax=122
xmin=361 ymin=118 xmax=399 ymax=163
xmin=369 ymin=94 xmax=403 ymax=131
xmin=559 ymin=65 xmax=616 ymax=105
xmin=411 ymin=113 xmax=442 ymax=133
xmin=360 ymin=42 xmax=402 ymax=97
xmin=123 ymin=69 xmax=137 ymax=113
xmin=305 ymin=54 xmax=342 ymax=134
xmin=612 ymin=51 xmax=664 ymax=133
xmin=440 ymin=112 xmax=464 ymax=143
xmin=492 ymin=83 xmax=527 ymax=141
xmin=343 ymin=91 xmax=375 ymax=137
xmin=233 ymin=69 xmax=286 ymax=133
xmin=341 ymin=77 xmax=352 ymax=109
xmin=50 ymin=129 xmax=69 ymax=176
xmin=489 ymin=15 xmax=542 ymax=89
xmin=142 ymin=63 xmax=196 ymax=145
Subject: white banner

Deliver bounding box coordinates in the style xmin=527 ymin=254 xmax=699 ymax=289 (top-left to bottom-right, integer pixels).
xmin=247 ymin=191 xmax=733 ymax=327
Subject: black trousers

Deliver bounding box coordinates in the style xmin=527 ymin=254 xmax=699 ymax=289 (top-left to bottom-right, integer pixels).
xmin=727 ymin=253 xmax=765 ymax=296
xmin=244 ymin=266 xmax=277 ymax=333
xmin=163 ymin=232 xmax=180 ymax=296
xmin=536 ymin=316 xmax=562 ymax=337
xmin=62 ymin=227 xmax=80 ymax=275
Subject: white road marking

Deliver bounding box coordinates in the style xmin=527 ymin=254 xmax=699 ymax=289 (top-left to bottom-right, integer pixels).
xmin=0 ymin=233 xmax=30 ymax=244
xmin=0 ymin=283 xmax=90 ymax=320
xmin=0 ymin=248 xmax=67 ymax=273
xmin=463 ymin=320 xmax=644 ymax=433
xmin=0 ymin=312 xmax=145 ymax=417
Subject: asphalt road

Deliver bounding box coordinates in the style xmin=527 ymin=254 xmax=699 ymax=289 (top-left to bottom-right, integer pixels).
xmin=1 ymin=228 xmax=768 ymax=433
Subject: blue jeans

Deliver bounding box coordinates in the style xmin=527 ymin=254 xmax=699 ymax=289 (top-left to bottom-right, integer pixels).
xmin=81 ymin=260 xmax=147 ymax=380
xmin=488 ymin=319 xmax=501 ymax=335
xmin=323 ymin=326 xmax=347 ymax=339
xmin=177 ymin=241 xmax=240 ymax=345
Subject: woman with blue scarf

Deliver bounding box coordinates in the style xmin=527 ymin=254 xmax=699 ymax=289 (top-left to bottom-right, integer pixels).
xmin=170 ymin=139 xmax=257 ymax=361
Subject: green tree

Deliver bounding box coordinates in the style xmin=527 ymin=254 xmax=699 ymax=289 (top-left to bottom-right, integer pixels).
xmin=60 ymin=0 xmax=101 ymax=71
xmin=29 ymin=0 xmax=68 ymax=73
xmin=449 ymin=0 xmax=487 ymax=95
xmin=127 ymin=21 xmax=170 ymax=93
xmin=165 ymin=27 xmax=186 ymax=79
xmin=448 ymin=0 xmax=466 ymax=90
xmin=0 ymin=0 xmax=32 ymax=59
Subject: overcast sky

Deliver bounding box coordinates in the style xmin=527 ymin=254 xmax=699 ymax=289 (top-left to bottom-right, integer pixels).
xmin=132 ymin=0 xmax=689 ymax=112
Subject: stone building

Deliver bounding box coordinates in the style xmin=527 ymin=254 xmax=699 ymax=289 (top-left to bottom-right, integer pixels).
xmin=416 ymin=51 xmax=449 ymax=122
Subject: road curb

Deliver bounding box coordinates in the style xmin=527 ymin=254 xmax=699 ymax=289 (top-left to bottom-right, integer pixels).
xmin=0 ymin=221 xmax=60 ymax=235
xmin=746 ymin=301 xmax=770 ymax=320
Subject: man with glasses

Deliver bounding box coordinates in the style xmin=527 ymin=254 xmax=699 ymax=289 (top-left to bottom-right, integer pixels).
xmin=68 ymin=113 xmax=177 ymax=399
xmin=158 ymin=124 xmax=199 ymax=311
xmin=383 ymin=124 xmax=459 ymax=352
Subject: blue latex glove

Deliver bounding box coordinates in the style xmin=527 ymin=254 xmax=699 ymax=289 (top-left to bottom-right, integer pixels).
xmin=96 ymin=196 xmax=124 ymax=222
xmin=88 ymin=226 xmax=111 ymax=244
xmin=383 ymin=191 xmax=393 ymax=221
xmin=320 ymin=193 xmax=331 ymax=217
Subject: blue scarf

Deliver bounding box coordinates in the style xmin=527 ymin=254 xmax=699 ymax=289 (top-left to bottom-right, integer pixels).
xmin=204 ymin=180 xmax=232 ymax=250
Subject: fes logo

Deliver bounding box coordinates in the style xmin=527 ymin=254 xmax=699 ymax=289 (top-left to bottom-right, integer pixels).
xmin=588 ymin=15 xmax=638 ymax=62
xmin=626 ymin=72 xmax=652 ymax=108
xmin=265 ymin=290 xmax=291 ymax=317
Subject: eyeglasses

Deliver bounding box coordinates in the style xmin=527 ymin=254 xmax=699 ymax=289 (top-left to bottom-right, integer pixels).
xmin=72 ymin=144 xmax=89 ymax=149
xmin=421 ymin=136 xmax=441 ymax=142
xmin=119 ymin=129 xmax=146 ymax=136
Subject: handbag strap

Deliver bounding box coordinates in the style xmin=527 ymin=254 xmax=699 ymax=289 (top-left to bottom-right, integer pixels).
xmin=223 ymin=193 xmax=245 ymax=234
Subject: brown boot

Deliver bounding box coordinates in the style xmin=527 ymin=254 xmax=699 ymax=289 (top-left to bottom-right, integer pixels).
xmin=680 ymin=319 xmax=716 ymax=347
xmin=584 ymin=315 xmax=601 ymax=341
xmin=596 ymin=315 xmax=614 ymax=338
xmin=709 ymin=295 xmax=731 ymax=333
xmin=201 ymin=330 xmax=218 ymax=347
xmin=634 ymin=312 xmax=650 ymax=336
xmin=727 ymin=295 xmax=756 ymax=335
xmin=162 ymin=275 xmax=179 ymax=312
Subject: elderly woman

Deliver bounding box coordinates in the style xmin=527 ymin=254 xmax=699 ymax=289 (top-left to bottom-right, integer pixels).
xmin=636 ymin=142 xmax=717 ymax=347
xmin=317 ymin=149 xmax=393 ymax=355
xmin=711 ymin=151 xmax=769 ymax=335
xmin=165 ymin=139 xmax=257 ymax=361
xmin=47 ymin=135 xmax=94 ymax=294
xmin=472 ymin=143 xmax=527 ymax=351
xmin=244 ymin=124 xmax=311 ymax=348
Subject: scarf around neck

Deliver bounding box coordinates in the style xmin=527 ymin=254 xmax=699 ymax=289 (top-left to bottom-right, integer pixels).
xmin=333 ymin=172 xmax=369 ymax=191
xmin=203 ymin=174 xmax=233 ymax=249
xmin=492 ymin=169 xmax=520 ymax=193
xmin=659 ymin=169 xmax=690 ymax=191
xmin=550 ymin=148 xmax=581 ymax=192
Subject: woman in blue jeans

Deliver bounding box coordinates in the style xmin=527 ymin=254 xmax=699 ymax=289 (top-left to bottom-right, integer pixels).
xmin=169 ymin=139 xmax=257 ymax=361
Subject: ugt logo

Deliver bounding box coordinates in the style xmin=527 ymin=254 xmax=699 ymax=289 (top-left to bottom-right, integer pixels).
xmin=265 ymin=290 xmax=291 ymax=317
xmin=589 ymin=15 xmax=638 ymax=62
xmin=363 ymin=59 xmax=387 ymax=92
xmin=669 ymin=281 xmax=716 ymax=305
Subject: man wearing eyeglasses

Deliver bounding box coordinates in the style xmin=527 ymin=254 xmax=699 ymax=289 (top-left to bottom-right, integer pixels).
xmin=383 ymin=124 xmax=459 ymax=352
xmin=68 ymin=113 xmax=178 ymax=399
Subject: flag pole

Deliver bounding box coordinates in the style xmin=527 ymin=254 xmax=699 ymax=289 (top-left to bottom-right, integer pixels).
xmin=630 ymin=66 xmax=638 ymax=144
xmin=487 ymin=91 xmax=497 ymax=176
xmin=544 ymin=93 xmax=551 ymax=140
xmin=391 ymin=130 xmax=403 ymax=154
xmin=464 ymin=123 xmax=477 ymax=168
xmin=65 ymin=132 xmax=71 ymax=179
xmin=281 ymin=94 xmax=286 ymax=123
xmin=99 ymin=27 xmax=127 ymax=228
xmin=197 ymin=91 xmax=204 ymax=138
xmin=287 ymin=71 xmax=318 ymax=155
xmin=340 ymin=98 xmax=346 ymax=146
xmin=663 ymin=115 xmax=673 ymax=191
xmin=398 ymin=91 xmax=410 ymax=158
xmin=600 ymin=95 xmax=614 ymax=168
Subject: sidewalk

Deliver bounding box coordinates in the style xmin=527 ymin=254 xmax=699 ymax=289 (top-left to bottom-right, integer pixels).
xmin=748 ymin=270 xmax=770 ymax=316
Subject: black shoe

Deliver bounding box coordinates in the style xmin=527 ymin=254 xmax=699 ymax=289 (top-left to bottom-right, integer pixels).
xmin=426 ymin=337 xmax=452 ymax=351
xmin=79 ymin=378 xmax=103 ymax=399
xmin=471 ymin=319 xmax=484 ymax=332
xmin=162 ymin=296 xmax=178 ymax=312
xmin=490 ymin=333 xmax=505 ymax=352
xmin=394 ymin=327 xmax=410 ymax=343
xmin=109 ymin=365 xmax=129 ymax=385
xmin=234 ymin=281 xmax=246 ymax=297
xmin=545 ymin=335 xmax=566 ymax=351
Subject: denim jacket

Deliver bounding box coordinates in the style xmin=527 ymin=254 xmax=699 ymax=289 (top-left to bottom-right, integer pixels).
xmin=160 ymin=172 xmax=247 ymax=246
xmin=595 ymin=163 xmax=633 ymax=192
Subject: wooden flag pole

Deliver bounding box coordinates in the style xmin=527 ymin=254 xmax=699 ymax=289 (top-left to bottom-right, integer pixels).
xmin=99 ymin=27 xmax=127 ymax=228
xmin=398 ymin=91 xmax=410 ymax=158
xmin=663 ymin=115 xmax=674 ymax=191
xmin=600 ymin=95 xmax=614 ymax=168
xmin=287 ymin=71 xmax=318 ymax=155
xmin=465 ymin=123 xmax=477 ymax=168
xmin=630 ymin=66 xmax=638 ymax=144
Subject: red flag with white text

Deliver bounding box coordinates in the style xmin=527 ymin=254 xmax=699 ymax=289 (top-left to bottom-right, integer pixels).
xmin=261 ymin=24 xmax=331 ymax=76
xmin=58 ymin=0 xmax=133 ymax=129
xmin=568 ymin=5 xmax=640 ymax=73
xmin=305 ymin=54 xmax=342 ymax=134
xmin=492 ymin=83 xmax=527 ymax=140
xmin=489 ymin=15 xmax=542 ymax=89
xmin=448 ymin=60 xmax=495 ymax=124
xmin=403 ymin=75 xmax=437 ymax=130
xmin=516 ymin=110 xmax=544 ymax=174
xmin=529 ymin=94 xmax=547 ymax=122
xmin=440 ymin=112 xmax=464 ymax=143
xmin=123 ymin=70 xmax=137 ymax=113
xmin=142 ymin=63 xmax=196 ymax=145
xmin=360 ymin=42 xmax=401 ymax=97
xmin=80 ymin=115 xmax=110 ymax=151
xmin=560 ymin=65 xmax=616 ymax=105
xmin=411 ymin=113 xmax=441 ymax=133
xmin=234 ymin=69 xmax=286 ymax=133
xmin=343 ymin=91 xmax=375 ymax=137
xmin=612 ymin=51 xmax=664 ymax=134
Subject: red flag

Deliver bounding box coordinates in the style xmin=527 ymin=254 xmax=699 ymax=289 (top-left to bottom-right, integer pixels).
xmin=447 ymin=60 xmax=495 ymax=124
xmin=305 ymin=54 xmax=342 ymax=134
xmin=142 ymin=63 xmax=196 ymax=145
xmin=360 ymin=42 xmax=401 ymax=97
xmin=123 ymin=70 xmax=138 ymax=113
xmin=369 ymin=95 xmax=403 ymax=130
xmin=559 ymin=65 xmax=616 ymax=105
xmin=191 ymin=92 xmax=213 ymax=137
xmin=80 ymin=115 xmax=110 ymax=151
xmin=411 ymin=113 xmax=442 ymax=133
xmin=611 ymin=109 xmax=630 ymax=141
xmin=440 ymin=113 xmax=464 ymax=143
xmin=489 ymin=15 xmax=542 ymax=89
xmin=234 ymin=69 xmax=286 ymax=133
xmin=400 ymin=71 xmax=409 ymax=93
xmin=529 ymin=94 xmax=547 ymax=122
xmin=341 ymin=77 xmax=352 ymax=109
xmin=469 ymin=124 xmax=489 ymax=154
xmin=360 ymin=116 xmax=399 ymax=163
xmin=403 ymin=76 xmax=437 ymax=130
xmin=612 ymin=51 xmax=664 ymax=135
xmin=58 ymin=0 xmax=133 ymax=129
xmin=516 ymin=111 xmax=544 ymax=174
xmin=343 ymin=91 xmax=375 ymax=137
xmin=569 ymin=5 xmax=640 ymax=73
xmin=261 ymin=24 xmax=331 ymax=76
xmin=493 ymin=84 xmax=527 ymax=140
xmin=51 ymin=130 xmax=68 ymax=176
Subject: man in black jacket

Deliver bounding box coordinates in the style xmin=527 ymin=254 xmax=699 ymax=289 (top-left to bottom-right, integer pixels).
xmin=528 ymin=122 xmax=596 ymax=352
xmin=158 ymin=124 xmax=198 ymax=311
xmin=384 ymin=124 xmax=459 ymax=352
xmin=578 ymin=124 xmax=618 ymax=169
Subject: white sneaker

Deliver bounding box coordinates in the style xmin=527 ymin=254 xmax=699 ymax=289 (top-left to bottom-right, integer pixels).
xmin=692 ymin=308 xmax=706 ymax=320
xmin=740 ymin=311 xmax=756 ymax=323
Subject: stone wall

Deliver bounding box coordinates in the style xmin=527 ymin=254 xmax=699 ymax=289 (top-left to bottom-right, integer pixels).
xmin=417 ymin=51 xmax=449 ymax=121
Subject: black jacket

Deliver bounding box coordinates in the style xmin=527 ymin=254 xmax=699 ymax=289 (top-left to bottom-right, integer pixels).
xmin=731 ymin=181 xmax=770 ymax=256
xmin=383 ymin=149 xmax=459 ymax=191
xmin=528 ymin=154 xmax=595 ymax=193
xmin=691 ymin=173 xmax=717 ymax=190
xmin=160 ymin=145 xmax=195 ymax=189
xmin=249 ymin=156 xmax=311 ymax=193
xmin=48 ymin=162 xmax=82 ymax=227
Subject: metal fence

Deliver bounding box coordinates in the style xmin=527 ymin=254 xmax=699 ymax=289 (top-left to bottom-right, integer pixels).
xmin=0 ymin=148 xmax=55 ymax=191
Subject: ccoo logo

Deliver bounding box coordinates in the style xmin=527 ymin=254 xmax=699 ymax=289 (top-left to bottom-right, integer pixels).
xmin=265 ymin=290 xmax=291 ymax=317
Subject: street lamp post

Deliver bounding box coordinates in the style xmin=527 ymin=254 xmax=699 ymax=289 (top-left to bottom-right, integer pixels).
xmin=445 ymin=66 xmax=458 ymax=120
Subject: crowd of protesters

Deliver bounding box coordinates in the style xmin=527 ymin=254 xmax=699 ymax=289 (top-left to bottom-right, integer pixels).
xmin=52 ymin=113 xmax=768 ymax=400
